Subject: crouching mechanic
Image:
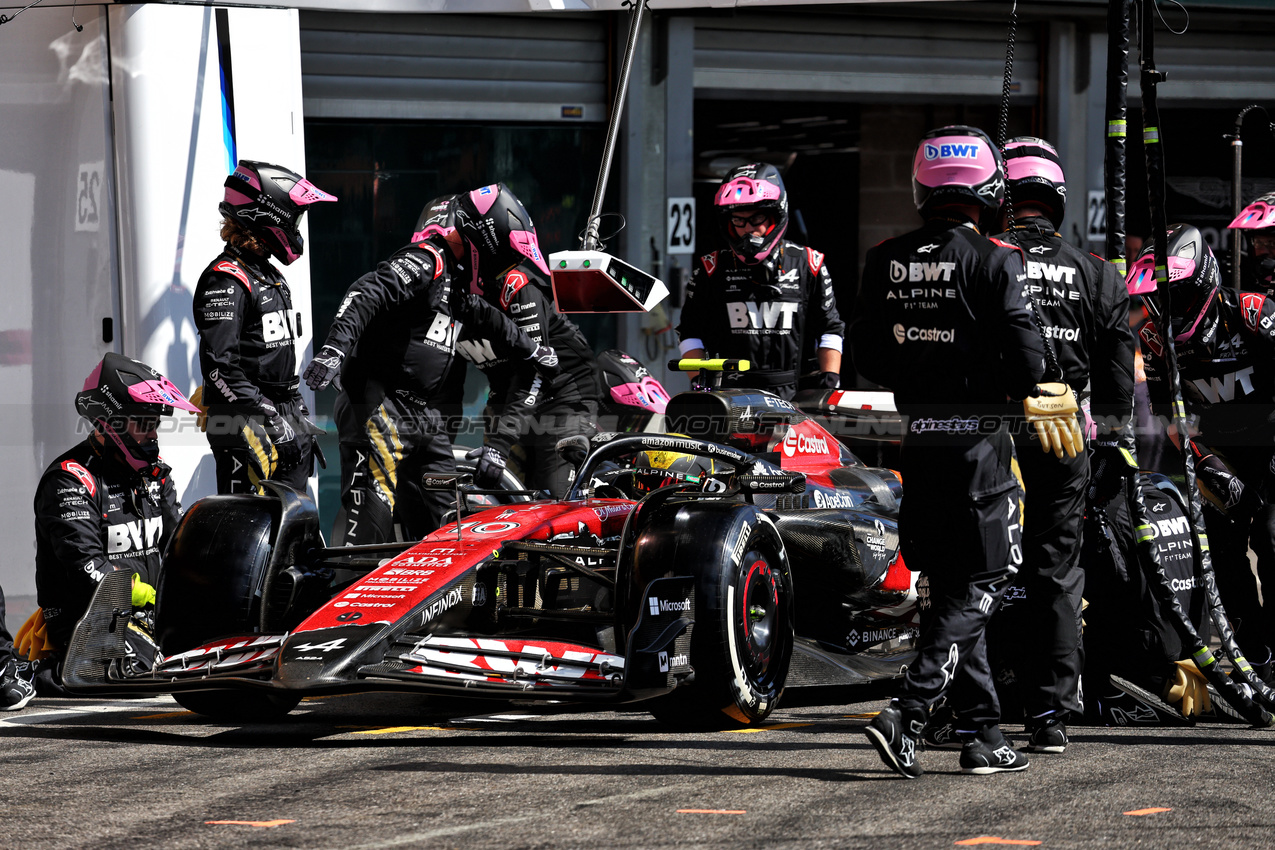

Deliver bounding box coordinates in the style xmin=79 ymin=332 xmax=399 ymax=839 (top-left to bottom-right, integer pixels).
xmin=194 ymin=160 xmax=336 ymax=494
xmin=303 ymin=196 xmax=560 ymax=544
xmin=30 ymin=354 xmax=197 ymax=685
xmin=852 ymin=125 xmax=1051 ymax=778
xmin=989 ymin=137 xmax=1136 ymax=752
xmin=677 ymin=162 xmax=844 ymax=399
xmin=454 ymin=184 xmax=603 ymax=496
xmin=1130 ymin=224 xmax=1275 ymax=684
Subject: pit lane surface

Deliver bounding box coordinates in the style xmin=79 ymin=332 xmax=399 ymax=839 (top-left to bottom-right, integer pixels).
xmin=2 ymin=691 xmax=1272 ymax=849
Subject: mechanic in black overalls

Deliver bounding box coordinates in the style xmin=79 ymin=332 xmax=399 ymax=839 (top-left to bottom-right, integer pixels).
xmin=453 ymin=184 xmax=603 ymax=497
xmin=676 ymin=162 xmax=844 ymax=399
xmin=193 ymin=161 xmax=336 ymax=494
xmin=1131 ymin=224 xmax=1275 ymax=684
xmin=852 ymin=126 xmax=1053 ymax=778
xmin=302 ymin=198 xmax=560 ymax=544
xmin=28 ymin=354 xmax=199 ymax=693
xmin=988 ymin=138 xmax=1136 ymax=753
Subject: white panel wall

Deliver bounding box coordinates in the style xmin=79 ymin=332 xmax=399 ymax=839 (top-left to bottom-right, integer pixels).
xmin=108 ymin=5 xmax=315 ymax=509
xmin=0 ymin=7 xmax=117 ymax=596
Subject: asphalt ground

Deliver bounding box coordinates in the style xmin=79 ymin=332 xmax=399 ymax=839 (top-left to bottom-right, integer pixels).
xmin=3 ymin=690 xmax=1274 ymax=850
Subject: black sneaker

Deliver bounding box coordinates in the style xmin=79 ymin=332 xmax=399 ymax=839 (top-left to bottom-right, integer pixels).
xmin=0 ymin=660 xmax=35 ymax=712
xmin=864 ymin=706 xmax=924 ymax=779
xmin=922 ymin=717 xmax=964 ymax=750
xmin=1025 ymin=715 xmax=1068 ymax=753
xmin=960 ymin=727 xmax=1030 ymax=775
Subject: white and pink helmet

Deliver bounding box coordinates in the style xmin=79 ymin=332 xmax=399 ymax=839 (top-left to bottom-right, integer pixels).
xmin=411 ymin=194 xmax=459 ymax=243
xmin=912 ymin=125 xmax=1004 ymax=218
xmin=74 ymin=353 xmax=200 ymax=475
xmin=714 ymin=162 xmax=789 ymax=264
xmin=220 ymin=160 xmax=337 ymax=266
xmin=1126 ymin=224 xmax=1221 ymax=344
xmin=1229 ymin=192 xmax=1275 ymax=233
xmin=1003 ymin=136 xmax=1067 ymax=225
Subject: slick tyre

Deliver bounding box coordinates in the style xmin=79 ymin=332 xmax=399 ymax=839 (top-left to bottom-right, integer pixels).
xmin=651 ymin=517 xmax=793 ymax=729
xmin=174 ymin=689 xmax=300 ymax=722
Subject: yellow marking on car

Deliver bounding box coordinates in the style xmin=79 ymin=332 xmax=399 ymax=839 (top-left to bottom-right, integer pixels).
xmin=205 ymin=820 xmax=296 ymax=828
xmin=351 ymin=725 xmax=481 ymax=735
xmin=1124 ymin=807 xmax=1173 ymax=816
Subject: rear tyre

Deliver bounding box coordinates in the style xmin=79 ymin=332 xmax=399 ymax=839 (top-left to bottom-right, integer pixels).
xmin=174 ymin=689 xmax=300 ymax=722
xmin=650 ymin=519 xmax=793 ymax=729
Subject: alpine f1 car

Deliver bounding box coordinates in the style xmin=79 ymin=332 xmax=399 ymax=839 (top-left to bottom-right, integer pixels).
xmin=62 ymin=370 xmax=917 ymax=728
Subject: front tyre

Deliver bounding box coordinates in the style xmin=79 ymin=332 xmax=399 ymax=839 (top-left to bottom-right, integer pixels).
xmin=651 ymin=518 xmax=793 ymax=728
xmin=174 ymin=689 xmax=300 ymax=722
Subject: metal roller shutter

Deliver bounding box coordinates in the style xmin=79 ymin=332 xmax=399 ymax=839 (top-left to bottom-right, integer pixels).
xmin=694 ymin=12 xmax=1039 ymax=102
xmin=1156 ymin=31 xmax=1275 ymax=104
xmin=300 ymin=11 xmax=608 ymax=122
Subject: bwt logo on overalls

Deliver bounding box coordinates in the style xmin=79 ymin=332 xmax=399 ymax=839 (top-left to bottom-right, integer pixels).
xmin=727 ymin=301 xmax=798 ymax=330
xmin=924 ymin=143 xmax=981 ymax=160
xmin=107 ymin=517 xmax=164 ymax=554
xmin=262 ymin=310 xmax=294 ymax=343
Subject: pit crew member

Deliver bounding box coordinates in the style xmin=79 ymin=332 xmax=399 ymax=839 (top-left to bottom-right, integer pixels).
xmin=193 ymin=160 xmax=335 ymax=494
xmin=677 ymin=162 xmax=844 ymax=399
xmin=852 ymin=125 xmax=1050 ymax=778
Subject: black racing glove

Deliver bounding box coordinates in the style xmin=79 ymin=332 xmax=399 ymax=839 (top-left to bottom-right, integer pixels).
xmin=466 ymin=446 xmax=507 ymax=488
xmin=819 ymin=371 xmax=841 ymax=390
xmin=1088 ymin=439 xmax=1137 ymax=506
xmin=303 ymin=345 xmax=345 ymax=391
xmin=527 ymin=345 xmax=561 ymax=380
xmin=266 ymin=415 xmax=302 ymax=473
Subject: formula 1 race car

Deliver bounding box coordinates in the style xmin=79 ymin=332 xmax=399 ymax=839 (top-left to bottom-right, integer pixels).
xmin=63 ymin=368 xmax=917 ymax=728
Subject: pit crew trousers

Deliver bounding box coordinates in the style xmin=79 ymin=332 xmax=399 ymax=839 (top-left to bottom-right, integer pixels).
xmin=493 ymin=399 xmax=598 ymax=497
xmin=1008 ymin=431 xmax=1088 ymax=717
xmin=209 ymin=397 xmax=315 ymax=495
xmin=894 ymin=430 xmax=1023 ymax=731
xmin=1202 ymin=444 xmax=1275 ymax=665
xmin=333 ymin=386 xmax=454 ymax=546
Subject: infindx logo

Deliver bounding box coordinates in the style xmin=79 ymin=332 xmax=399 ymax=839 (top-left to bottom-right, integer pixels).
xmin=924 ymin=142 xmax=981 ymax=160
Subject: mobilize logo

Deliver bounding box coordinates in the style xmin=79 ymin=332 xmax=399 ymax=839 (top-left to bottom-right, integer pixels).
xmin=658 ymin=651 xmax=690 ymax=673
xmin=649 ymin=596 xmax=692 ymax=616
xmin=892 ymin=324 xmax=955 ymax=344
xmin=889 ymin=260 xmax=957 ymax=284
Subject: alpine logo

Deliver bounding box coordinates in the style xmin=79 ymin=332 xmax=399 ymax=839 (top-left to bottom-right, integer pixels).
xmin=61 ymin=461 xmax=95 ymax=496
xmin=924 ymin=142 xmax=981 ymax=160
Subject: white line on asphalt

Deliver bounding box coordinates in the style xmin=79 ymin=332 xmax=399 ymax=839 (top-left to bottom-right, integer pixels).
xmin=342 ymin=786 xmax=674 ymax=849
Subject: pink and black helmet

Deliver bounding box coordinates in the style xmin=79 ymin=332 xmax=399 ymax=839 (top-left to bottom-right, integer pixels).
xmin=912 ymin=125 xmax=1004 ymax=218
xmin=412 ymin=194 xmax=459 ymax=243
xmin=1004 ymin=136 xmax=1067 ymax=225
xmin=219 ymin=160 xmax=337 ymax=266
xmin=1229 ymin=192 xmax=1275 ymax=291
xmin=714 ymin=162 xmax=789 ymax=264
xmin=1125 ymin=224 xmax=1221 ymax=344
xmin=75 ymin=353 xmax=200 ymax=475
xmin=455 ymin=183 xmax=550 ymax=292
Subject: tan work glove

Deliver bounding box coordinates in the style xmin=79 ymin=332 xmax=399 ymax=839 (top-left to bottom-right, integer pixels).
xmin=1163 ymin=659 xmax=1211 ymax=717
xmin=189 ymin=385 xmax=209 ymax=433
xmin=15 ymin=608 xmax=56 ymax=661
xmin=1023 ymin=382 xmax=1084 ymax=459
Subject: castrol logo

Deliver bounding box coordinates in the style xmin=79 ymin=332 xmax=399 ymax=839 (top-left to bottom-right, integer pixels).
xmin=782 ymin=426 xmax=830 ymax=458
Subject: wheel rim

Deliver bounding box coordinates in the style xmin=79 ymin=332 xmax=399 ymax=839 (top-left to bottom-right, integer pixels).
xmin=738 ymin=551 xmax=781 ymax=682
